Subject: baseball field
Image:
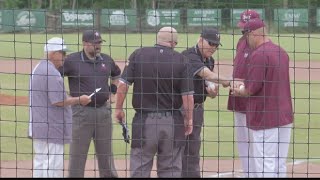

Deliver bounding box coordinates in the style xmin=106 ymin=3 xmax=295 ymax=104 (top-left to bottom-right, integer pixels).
xmin=0 ymin=33 xmax=320 ymax=177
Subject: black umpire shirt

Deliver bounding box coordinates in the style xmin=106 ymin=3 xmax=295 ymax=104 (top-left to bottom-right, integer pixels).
xmin=182 ymin=44 xmax=215 ymax=104
xmin=59 ymin=50 xmax=121 ymax=107
xmin=120 ymin=44 xmax=194 ymax=112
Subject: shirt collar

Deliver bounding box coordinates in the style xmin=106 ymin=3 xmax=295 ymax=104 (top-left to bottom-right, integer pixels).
xmin=81 ymin=50 xmax=103 ymax=63
xmin=154 ymin=44 xmax=172 ymax=49
xmin=194 ymin=44 xmax=209 ymax=63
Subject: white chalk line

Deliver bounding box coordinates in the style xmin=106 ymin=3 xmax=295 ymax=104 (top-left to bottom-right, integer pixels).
xmin=206 ymin=159 xmax=320 ymax=178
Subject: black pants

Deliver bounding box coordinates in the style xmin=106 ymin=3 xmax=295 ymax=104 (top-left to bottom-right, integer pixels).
xmin=182 ymin=104 xmax=204 ymax=177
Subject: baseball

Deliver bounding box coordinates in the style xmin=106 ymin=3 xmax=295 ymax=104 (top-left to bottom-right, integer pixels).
xmin=240 ymin=85 xmax=245 ymax=91
xmin=205 ymin=81 xmax=216 ymax=91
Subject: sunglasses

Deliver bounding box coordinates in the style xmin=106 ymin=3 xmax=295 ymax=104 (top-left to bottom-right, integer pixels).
xmin=241 ymin=30 xmax=252 ymax=35
xmin=204 ymin=39 xmax=219 ymax=47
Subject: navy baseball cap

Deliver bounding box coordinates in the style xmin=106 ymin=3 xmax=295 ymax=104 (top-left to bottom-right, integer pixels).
xmin=201 ymin=28 xmax=222 ymax=46
xmin=82 ymin=30 xmax=106 ymax=43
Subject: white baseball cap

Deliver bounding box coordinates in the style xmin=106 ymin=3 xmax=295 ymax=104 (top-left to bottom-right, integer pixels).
xmin=44 ymin=37 xmax=70 ymax=52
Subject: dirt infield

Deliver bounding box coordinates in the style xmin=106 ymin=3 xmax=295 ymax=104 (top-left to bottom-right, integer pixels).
xmin=0 ymin=94 xmax=28 ymax=105
xmin=1 ymin=59 xmax=320 ymax=177
xmin=1 ymin=159 xmax=320 ymax=178
xmin=1 ymin=59 xmax=320 ymax=81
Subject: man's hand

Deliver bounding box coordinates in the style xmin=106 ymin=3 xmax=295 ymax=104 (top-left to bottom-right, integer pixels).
xmin=206 ymin=83 xmax=219 ymax=98
xmin=221 ymin=80 xmax=231 ymax=88
xmin=230 ymin=78 xmax=244 ymax=89
xmin=184 ymin=118 xmax=193 ymax=135
xmin=119 ymin=121 xmax=130 ymax=144
xmin=115 ymin=109 xmax=125 ymax=123
xmin=79 ymin=95 xmax=91 ymax=106
xmin=230 ymin=79 xmax=245 ymax=96
xmin=110 ymin=93 xmax=116 ymax=104
xmin=230 ymin=79 xmax=248 ymax=96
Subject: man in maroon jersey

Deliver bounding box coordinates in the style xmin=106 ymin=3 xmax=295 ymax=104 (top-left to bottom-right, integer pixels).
xmin=232 ymin=18 xmax=293 ymax=178
xmin=227 ymin=9 xmax=261 ymax=177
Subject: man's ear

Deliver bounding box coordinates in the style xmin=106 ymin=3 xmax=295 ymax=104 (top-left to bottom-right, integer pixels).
xmin=198 ymin=37 xmax=204 ymax=47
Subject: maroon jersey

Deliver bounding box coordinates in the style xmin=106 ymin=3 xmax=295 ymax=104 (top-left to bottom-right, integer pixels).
xmin=245 ymin=41 xmax=293 ymax=130
xmin=227 ymin=36 xmax=251 ymax=112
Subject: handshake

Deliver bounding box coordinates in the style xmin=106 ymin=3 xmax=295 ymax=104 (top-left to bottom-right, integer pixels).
xmin=204 ymin=78 xmax=246 ymax=98
xmin=212 ymin=78 xmax=246 ymax=96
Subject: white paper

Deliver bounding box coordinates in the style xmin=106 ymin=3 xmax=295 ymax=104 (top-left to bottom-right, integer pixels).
xmin=89 ymin=88 xmax=102 ymax=98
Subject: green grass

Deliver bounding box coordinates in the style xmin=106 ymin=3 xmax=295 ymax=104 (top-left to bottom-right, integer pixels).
xmin=201 ymin=81 xmax=320 ymax=160
xmin=0 ymin=33 xmax=320 ymax=61
xmin=1 ymin=73 xmax=320 ymax=161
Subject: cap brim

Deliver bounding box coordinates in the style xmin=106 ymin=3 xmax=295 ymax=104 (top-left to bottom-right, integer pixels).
xmin=88 ymin=39 xmax=106 ymax=43
xmin=207 ymin=40 xmax=223 ymax=47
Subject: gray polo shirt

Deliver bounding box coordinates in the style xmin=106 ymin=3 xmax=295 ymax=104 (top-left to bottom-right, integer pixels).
xmin=28 ymin=60 xmax=72 ymax=144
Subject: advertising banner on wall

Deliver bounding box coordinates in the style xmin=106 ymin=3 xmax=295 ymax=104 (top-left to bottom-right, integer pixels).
xmin=0 ymin=10 xmax=46 ymax=32
xmin=101 ymin=9 xmax=136 ymax=28
xmin=146 ymin=9 xmax=180 ymax=27
xmin=61 ymin=10 xmax=95 ymax=27
xmin=274 ymin=9 xmax=308 ymax=27
xmin=187 ymin=9 xmax=221 ymax=26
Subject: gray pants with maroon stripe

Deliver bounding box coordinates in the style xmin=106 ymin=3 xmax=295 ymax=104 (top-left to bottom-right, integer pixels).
xmin=68 ymin=103 xmax=117 ymax=177
xmin=130 ymin=112 xmax=184 ymax=178
xmin=182 ymin=105 xmax=204 ymax=177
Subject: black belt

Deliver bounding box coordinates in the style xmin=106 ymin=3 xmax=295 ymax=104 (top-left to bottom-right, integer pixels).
xmin=147 ymin=111 xmax=172 ymax=117
xmin=87 ymin=104 xmax=105 ymax=108
xmin=86 ymin=100 xmax=110 ymax=108
xmin=194 ymin=103 xmax=203 ymax=109
xmin=138 ymin=110 xmax=173 ymax=117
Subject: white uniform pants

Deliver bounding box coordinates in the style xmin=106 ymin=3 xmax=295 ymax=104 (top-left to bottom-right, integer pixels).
xmin=33 ymin=140 xmax=64 ymax=178
xmin=234 ymin=112 xmax=249 ymax=177
xmin=248 ymin=123 xmax=292 ymax=178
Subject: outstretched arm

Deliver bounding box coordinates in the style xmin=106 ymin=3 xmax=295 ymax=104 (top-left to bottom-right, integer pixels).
xmin=53 ymin=95 xmax=91 ymax=107
xmin=196 ymin=67 xmax=231 ymax=87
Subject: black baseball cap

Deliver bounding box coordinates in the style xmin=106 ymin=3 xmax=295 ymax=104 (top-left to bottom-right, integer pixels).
xmin=82 ymin=30 xmax=106 ymax=43
xmin=201 ymin=28 xmax=222 ymax=46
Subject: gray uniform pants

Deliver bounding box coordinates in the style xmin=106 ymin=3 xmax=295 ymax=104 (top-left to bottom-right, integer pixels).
xmin=130 ymin=112 xmax=184 ymax=178
xmin=182 ymin=104 xmax=204 ymax=177
xmin=69 ymin=103 xmax=117 ymax=177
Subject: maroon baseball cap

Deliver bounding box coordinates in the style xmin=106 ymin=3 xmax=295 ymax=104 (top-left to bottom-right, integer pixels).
xmin=243 ymin=18 xmax=265 ymax=32
xmin=237 ymin=9 xmax=260 ymax=28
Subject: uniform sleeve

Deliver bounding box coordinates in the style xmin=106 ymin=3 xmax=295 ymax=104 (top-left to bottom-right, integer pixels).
xmin=110 ymin=59 xmax=121 ymax=80
xmin=48 ymin=72 xmax=67 ymax=105
xmin=186 ymin=54 xmax=206 ymax=77
xmin=245 ymin=53 xmax=267 ymax=95
xmin=208 ymin=57 xmax=215 ymax=71
xmin=120 ymin=50 xmax=137 ymax=85
xmin=180 ymin=56 xmax=194 ymax=95
xmin=58 ymin=55 xmax=72 ymax=77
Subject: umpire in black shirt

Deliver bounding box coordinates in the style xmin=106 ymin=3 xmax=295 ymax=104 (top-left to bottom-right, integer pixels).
xmin=59 ymin=30 xmax=120 ymax=177
xmin=115 ymin=27 xmax=194 ymax=177
xmin=181 ymin=28 xmax=227 ymax=177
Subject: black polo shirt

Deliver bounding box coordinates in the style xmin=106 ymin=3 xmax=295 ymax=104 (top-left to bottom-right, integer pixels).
xmin=182 ymin=45 xmax=215 ymax=104
xmin=120 ymin=44 xmax=194 ymax=112
xmin=59 ymin=50 xmax=121 ymax=107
